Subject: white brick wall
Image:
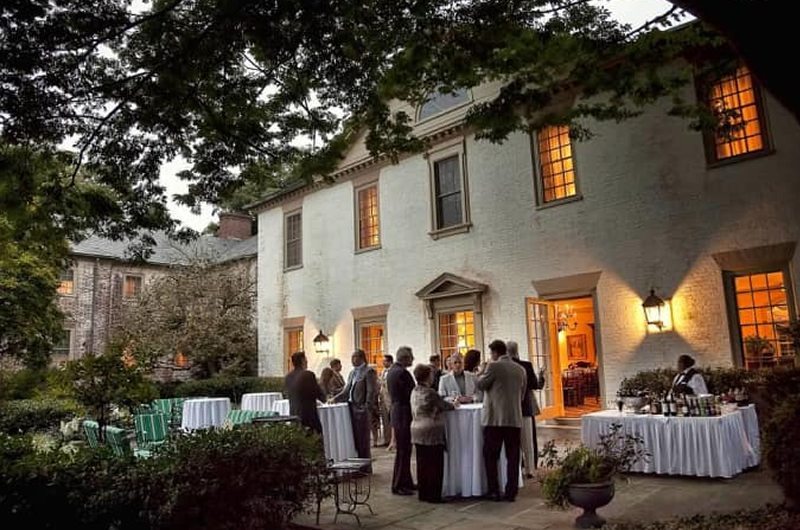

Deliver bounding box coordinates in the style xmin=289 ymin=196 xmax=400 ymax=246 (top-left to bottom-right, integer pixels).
xmin=257 ymin=88 xmax=800 ymax=404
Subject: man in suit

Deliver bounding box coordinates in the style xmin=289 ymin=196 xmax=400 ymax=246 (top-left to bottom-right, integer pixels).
xmin=386 ymin=346 xmax=416 ymax=495
xmin=476 ymin=339 xmax=526 ymax=502
xmin=429 ymin=354 xmax=443 ymax=392
xmin=508 ymin=340 xmax=542 ymax=477
xmin=333 ymin=349 xmax=378 ymax=462
xmin=438 ymin=353 xmax=482 ymax=403
xmin=285 ymin=351 xmax=325 ymax=434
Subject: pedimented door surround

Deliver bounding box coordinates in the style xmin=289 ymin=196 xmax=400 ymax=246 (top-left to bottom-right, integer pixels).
xmin=416 ymin=273 xmax=488 ymax=357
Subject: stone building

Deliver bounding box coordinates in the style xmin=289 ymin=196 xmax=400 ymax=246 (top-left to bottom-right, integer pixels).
xmin=251 ymin=64 xmax=800 ymax=419
xmin=55 ymin=213 xmax=257 ymax=374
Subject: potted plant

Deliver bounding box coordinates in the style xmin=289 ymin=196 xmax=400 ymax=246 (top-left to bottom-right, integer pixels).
xmin=539 ymin=423 xmax=649 ymax=528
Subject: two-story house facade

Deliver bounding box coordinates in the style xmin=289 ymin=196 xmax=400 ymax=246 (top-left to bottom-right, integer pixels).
xmin=253 ymin=65 xmax=800 ymax=418
xmin=55 ymin=213 xmax=257 ymax=379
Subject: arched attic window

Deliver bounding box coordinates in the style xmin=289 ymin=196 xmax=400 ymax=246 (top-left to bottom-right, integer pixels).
xmin=418 ymin=88 xmax=471 ymax=121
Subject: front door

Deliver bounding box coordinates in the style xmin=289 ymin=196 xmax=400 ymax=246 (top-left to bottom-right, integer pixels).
xmin=526 ymin=299 xmax=563 ymax=419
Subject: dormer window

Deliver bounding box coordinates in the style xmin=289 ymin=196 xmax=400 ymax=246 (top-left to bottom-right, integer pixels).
xmin=418 ymin=89 xmax=470 ymax=121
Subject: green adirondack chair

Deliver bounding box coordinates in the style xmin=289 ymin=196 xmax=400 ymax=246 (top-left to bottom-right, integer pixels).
xmin=104 ymin=425 xmax=131 ymax=457
xmin=106 ymin=425 xmax=152 ymax=458
xmin=226 ymin=409 xmax=278 ymax=426
xmin=83 ymin=420 xmax=101 ymax=448
xmin=134 ymin=413 xmax=169 ymax=450
xmin=152 ymin=397 xmax=190 ymax=428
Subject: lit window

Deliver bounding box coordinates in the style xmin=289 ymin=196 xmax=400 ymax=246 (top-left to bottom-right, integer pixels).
xmin=537 ymin=125 xmax=578 ymax=204
xmin=707 ymin=66 xmax=767 ymax=161
xmin=433 ymin=155 xmax=464 ymax=230
xmin=285 ymin=327 xmax=304 ymax=372
xmin=731 ymin=270 xmax=797 ymax=370
xmin=174 ymin=351 xmax=189 ymax=368
xmin=285 ymin=211 xmax=302 ymax=269
xmin=57 ymin=268 xmax=74 ymax=295
xmin=357 ymin=321 xmax=386 ymax=372
xmin=419 ymin=89 xmax=470 ymax=121
xmin=438 ymin=310 xmax=475 ymax=358
xmin=356 ymin=185 xmax=380 ymax=250
xmin=123 ymin=275 xmax=142 ymax=298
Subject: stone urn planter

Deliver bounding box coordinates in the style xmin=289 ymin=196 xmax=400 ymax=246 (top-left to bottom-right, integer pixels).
xmin=567 ymin=481 xmax=615 ymax=528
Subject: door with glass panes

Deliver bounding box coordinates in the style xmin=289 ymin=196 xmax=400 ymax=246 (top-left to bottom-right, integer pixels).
xmin=526 ymin=299 xmax=563 ymax=418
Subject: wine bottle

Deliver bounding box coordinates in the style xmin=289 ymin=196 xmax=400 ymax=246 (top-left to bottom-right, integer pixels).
xmin=661 ymin=394 xmax=668 ymax=416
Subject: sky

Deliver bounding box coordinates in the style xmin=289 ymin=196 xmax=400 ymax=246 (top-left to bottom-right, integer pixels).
xmin=162 ymin=0 xmax=679 ymax=231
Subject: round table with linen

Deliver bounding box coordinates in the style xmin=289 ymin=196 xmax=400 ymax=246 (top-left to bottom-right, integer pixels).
xmin=181 ymin=397 xmax=231 ymax=430
xmin=240 ymin=392 xmax=283 ymax=412
xmin=271 ymin=399 xmax=357 ymax=462
xmin=442 ymin=403 xmax=523 ymax=497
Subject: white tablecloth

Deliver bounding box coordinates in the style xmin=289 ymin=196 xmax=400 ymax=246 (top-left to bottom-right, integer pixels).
xmin=581 ymin=409 xmax=757 ymax=478
xmin=271 ymin=399 xmax=357 ymax=462
xmin=272 ymin=398 xmax=290 ymax=416
xmin=181 ymin=398 xmax=231 ymax=430
xmin=241 ymin=392 xmax=283 ymax=412
xmin=443 ymin=403 xmax=523 ymax=497
xmin=739 ymin=405 xmax=760 ymax=468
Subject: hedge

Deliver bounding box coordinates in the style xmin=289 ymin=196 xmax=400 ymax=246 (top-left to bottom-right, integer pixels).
xmin=0 ymin=423 xmax=326 ymax=530
xmin=165 ymin=376 xmax=284 ymax=403
xmin=606 ymin=504 xmax=799 ymax=530
xmin=0 ymin=399 xmax=82 ymax=435
xmin=616 ymin=366 xmax=763 ymax=397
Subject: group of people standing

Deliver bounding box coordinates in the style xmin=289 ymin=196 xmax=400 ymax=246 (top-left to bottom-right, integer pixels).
xmin=284 ymin=338 xmax=545 ymax=504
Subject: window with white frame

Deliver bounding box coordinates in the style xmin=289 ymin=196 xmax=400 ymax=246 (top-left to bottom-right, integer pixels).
xmin=285 ymin=211 xmax=302 ymax=269
xmin=355 ymin=183 xmax=380 ymax=251
xmin=57 ymin=268 xmax=75 ymax=295
xmin=428 ymin=142 xmax=470 ymax=237
xmin=356 ymin=319 xmax=386 ymax=372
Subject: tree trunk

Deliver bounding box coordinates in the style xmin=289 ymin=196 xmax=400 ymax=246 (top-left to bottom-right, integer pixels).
xmin=671 ymin=0 xmax=800 ymax=125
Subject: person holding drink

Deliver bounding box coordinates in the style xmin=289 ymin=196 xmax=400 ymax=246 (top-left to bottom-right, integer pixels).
xmin=438 ymin=352 xmax=482 ymax=403
xmin=411 ymin=363 xmax=459 ymax=503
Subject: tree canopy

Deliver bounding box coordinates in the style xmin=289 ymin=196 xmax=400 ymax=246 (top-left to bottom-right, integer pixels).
xmin=3 ymin=0 xmax=789 ymax=233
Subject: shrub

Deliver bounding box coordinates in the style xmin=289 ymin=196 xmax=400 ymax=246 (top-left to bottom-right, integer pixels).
xmin=617 ymin=366 xmax=760 ymax=397
xmin=0 ymin=398 xmax=82 ymax=434
xmin=763 ymin=394 xmax=800 ymax=508
xmin=148 ymin=424 xmax=326 ymax=529
xmin=605 ymin=504 xmax=800 ymax=530
xmin=0 ymin=368 xmax=55 ymax=400
xmin=539 ymin=423 xmax=649 ymax=508
xmin=0 ymin=424 xmax=326 ymax=530
xmin=171 ymin=376 xmax=284 ymax=403
xmin=0 ymin=433 xmax=148 ymax=530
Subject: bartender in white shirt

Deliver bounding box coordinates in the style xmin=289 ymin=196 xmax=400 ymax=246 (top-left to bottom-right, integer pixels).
xmin=671 ymin=354 xmax=709 ymax=395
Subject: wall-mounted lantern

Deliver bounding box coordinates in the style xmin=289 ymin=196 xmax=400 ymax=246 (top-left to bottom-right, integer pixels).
xmin=642 ymin=289 xmax=666 ymax=330
xmin=313 ymin=330 xmax=330 ymax=356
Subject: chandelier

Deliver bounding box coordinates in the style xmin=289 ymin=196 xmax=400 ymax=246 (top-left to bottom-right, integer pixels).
xmin=557 ymin=304 xmax=578 ymax=332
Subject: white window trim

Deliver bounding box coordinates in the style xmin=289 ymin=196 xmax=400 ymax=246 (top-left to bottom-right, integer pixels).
xmin=354 ymin=180 xmax=382 ymax=253
xmin=354 ymin=317 xmax=388 ymax=367
xmin=284 ymin=209 xmax=303 ymax=271
xmin=530 ymin=128 xmax=583 ymax=209
xmin=427 ymin=138 xmax=472 ymax=239
xmin=58 ymin=267 xmax=76 ymax=297
xmin=433 ymin=304 xmax=483 ymax=359
xmin=122 ymin=274 xmax=143 ymax=299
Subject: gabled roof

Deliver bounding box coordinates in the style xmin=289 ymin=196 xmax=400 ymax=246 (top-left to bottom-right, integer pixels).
xmin=415 ymin=272 xmax=488 ymax=300
xmin=69 ymin=232 xmax=257 ymax=266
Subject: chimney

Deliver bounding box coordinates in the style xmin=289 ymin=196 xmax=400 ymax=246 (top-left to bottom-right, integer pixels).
xmin=217 ymin=212 xmax=253 ymax=240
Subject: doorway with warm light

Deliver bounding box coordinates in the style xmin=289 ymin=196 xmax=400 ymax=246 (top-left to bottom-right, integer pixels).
xmin=526 ymin=295 xmax=601 ymax=419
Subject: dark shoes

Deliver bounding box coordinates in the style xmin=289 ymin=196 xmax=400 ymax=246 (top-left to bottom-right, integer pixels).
xmin=392 ymin=488 xmax=413 ymax=496
xmin=484 ymin=492 xmax=503 ymax=502
xmin=410 ymin=483 xmax=419 ymax=491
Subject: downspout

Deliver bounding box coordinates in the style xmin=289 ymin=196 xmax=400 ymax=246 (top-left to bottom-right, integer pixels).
xmin=88 ymin=258 xmax=99 ymax=354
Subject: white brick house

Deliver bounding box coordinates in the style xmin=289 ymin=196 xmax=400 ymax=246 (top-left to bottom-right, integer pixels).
xmin=252 ymin=68 xmax=800 ymax=417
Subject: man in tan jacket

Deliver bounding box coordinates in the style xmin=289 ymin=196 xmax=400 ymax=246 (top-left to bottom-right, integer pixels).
xmin=476 ymin=339 xmax=526 ymax=502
